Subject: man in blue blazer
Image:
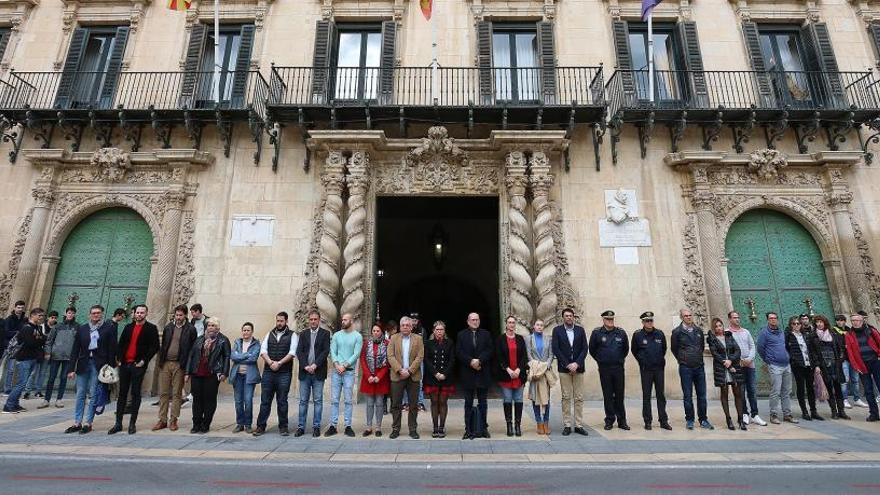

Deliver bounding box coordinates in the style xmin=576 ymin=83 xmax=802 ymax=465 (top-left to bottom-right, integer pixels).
xmin=65 ymin=304 xmax=117 ymax=434
xmin=552 ymin=308 xmax=589 ymax=436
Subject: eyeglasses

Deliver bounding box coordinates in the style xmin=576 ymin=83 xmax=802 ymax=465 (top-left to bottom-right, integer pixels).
xmin=792 ymin=323 xmax=801 ymax=326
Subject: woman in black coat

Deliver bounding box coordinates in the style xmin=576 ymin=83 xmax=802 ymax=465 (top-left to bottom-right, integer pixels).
xmin=812 ymin=315 xmax=849 ymax=420
xmin=423 ymin=321 xmax=455 ymax=438
xmin=184 ymin=317 xmax=231 ymax=434
xmin=495 ymin=316 xmax=529 ymax=437
xmin=785 ymin=316 xmax=823 ymax=421
xmin=708 ymin=317 xmax=746 ymax=431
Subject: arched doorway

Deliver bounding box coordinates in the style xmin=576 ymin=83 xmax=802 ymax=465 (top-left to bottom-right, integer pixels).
xmin=726 ymin=209 xmax=833 ymax=324
xmin=47 ymin=207 xmax=154 ymax=324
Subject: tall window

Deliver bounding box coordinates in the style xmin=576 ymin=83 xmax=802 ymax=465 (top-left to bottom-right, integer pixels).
xmin=181 ymin=24 xmax=254 ymax=109
xmin=334 ymin=26 xmax=381 ymax=100
xmin=758 ymin=29 xmax=812 ymax=106
xmin=56 ymin=26 xmax=129 ymax=109
xmin=197 ymin=28 xmax=242 ymax=104
xmin=627 ymin=25 xmax=683 ymax=102
xmin=492 ymin=26 xmax=539 ymax=102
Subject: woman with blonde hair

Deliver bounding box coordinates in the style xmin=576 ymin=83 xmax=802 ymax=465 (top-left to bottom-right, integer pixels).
xmin=526 ymin=319 xmax=556 ymax=435
xmin=184 ymin=317 xmax=230 ymax=434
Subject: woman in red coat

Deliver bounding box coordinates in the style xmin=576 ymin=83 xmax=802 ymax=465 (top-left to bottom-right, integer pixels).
xmin=360 ymin=322 xmax=390 ymax=436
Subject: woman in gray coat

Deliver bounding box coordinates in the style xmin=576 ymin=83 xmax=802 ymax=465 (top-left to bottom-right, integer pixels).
xmin=526 ymin=319 xmax=555 ymax=435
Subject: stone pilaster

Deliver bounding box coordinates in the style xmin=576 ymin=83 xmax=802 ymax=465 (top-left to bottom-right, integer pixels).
xmin=825 ymin=170 xmax=869 ymax=314
xmin=149 ymin=190 xmax=186 ymax=323
xmin=529 ymin=151 xmax=557 ymax=328
xmin=316 ymin=151 xmax=346 ymax=327
xmin=12 ymin=188 xmax=54 ymax=306
xmin=505 ymin=151 xmax=533 ymax=334
xmin=340 ymin=151 xmax=370 ymax=330
xmin=690 ymin=165 xmax=728 ymax=319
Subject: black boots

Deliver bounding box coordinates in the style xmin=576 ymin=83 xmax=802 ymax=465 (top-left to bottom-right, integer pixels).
xmin=726 ymin=416 xmax=735 ymax=431
xmin=514 ymin=402 xmax=523 ymax=437
xmin=504 ymin=403 xmax=513 ymax=437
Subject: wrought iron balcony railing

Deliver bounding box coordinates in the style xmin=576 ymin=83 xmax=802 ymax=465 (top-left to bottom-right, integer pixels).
xmin=606 ymin=69 xmax=880 ymax=118
xmin=269 ymin=65 xmax=604 ymax=109
xmin=0 ymin=70 xmax=269 ymax=116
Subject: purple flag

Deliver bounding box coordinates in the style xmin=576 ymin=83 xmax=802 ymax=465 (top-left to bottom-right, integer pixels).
xmin=641 ymin=0 xmax=662 ymax=20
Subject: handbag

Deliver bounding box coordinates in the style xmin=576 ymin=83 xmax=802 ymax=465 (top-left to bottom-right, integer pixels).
xmin=98 ymin=364 xmax=119 ymax=384
xmin=814 ymin=368 xmax=829 ymax=402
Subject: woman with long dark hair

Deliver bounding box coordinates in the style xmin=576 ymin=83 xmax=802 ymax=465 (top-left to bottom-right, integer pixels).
xmin=708 ymin=317 xmax=747 ymax=430
xmin=360 ymin=322 xmax=390 ymax=436
xmin=812 ymin=315 xmax=849 ymax=419
xmin=496 ymin=316 xmax=529 ymax=437
xmin=423 ymin=321 xmax=455 ymax=438
xmin=785 ymin=315 xmax=823 ymax=421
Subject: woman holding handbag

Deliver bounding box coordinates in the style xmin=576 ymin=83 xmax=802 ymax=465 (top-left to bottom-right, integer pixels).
xmin=708 ymin=318 xmax=747 ymax=431
xmin=526 ymin=319 xmax=556 ymax=435
xmin=785 ymin=316 xmax=824 ymax=421
xmin=812 ymin=315 xmax=849 ymax=420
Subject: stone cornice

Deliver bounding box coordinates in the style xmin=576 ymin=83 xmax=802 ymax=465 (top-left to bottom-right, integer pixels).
xmin=306 ymin=129 xmax=569 ymax=155
xmin=22 ymin=148 xmax=215 ymax=167
xmin=665 ymin=150 xmax=864 ymax=169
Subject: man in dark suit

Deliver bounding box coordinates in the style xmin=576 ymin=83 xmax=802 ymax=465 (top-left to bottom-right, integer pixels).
xmin=294 ymin=309 xmax=331 ymax=437
xmin=551 ymin=307 xmax=589 ymax=436
xmin=109 ymin=304 xmax=159 ymax=435
xmin=65 ymin=304 xmax=117 ymax=434
xmin=455 ymin=312 xmax=493 ymax=439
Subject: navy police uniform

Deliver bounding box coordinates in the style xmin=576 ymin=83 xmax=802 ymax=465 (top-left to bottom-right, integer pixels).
xmin=631 ymin=311 xmax=670 ymax=430
xmin=589 ymin=310 xmax=629 ymax=430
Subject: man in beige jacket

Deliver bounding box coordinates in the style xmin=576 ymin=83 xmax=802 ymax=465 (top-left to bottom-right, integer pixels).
xmin=388 ymin=316 xmax=424 ymax=439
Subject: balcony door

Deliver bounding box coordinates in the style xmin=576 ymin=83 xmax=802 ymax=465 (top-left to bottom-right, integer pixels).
xmin=628 ymin=26 xmax=685 ymax=105
xmin=56 ymin=26 xmax=129 ymax=109
xmin=758 ymin=30 xmax=814 ymax=108
xmin=182 ymin=24 xmax=255 ymax=109
xmin=492 ymin=27 xmax=540 ymax=103
xmin=333 ymin=27 xmax=382 ymax=101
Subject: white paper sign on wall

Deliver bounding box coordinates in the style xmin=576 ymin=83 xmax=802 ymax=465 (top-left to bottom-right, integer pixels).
xmin=230 ymin=215 xmax=275 ymax=247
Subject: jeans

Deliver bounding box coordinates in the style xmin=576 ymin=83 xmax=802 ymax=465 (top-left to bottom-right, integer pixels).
xmin=678 ymin=364 xmax=708 ymax=422
xmin=256 ymin=370 xmax=292 ymax=429
xmin=3 ymin=359 xmax=35 ymax=410
xmin=2 ymin=357 xmax=17 ymax=393
xmin=297 ymin=373 xmax=324 ymax=429
xmin=232 ymin=373 xmax=256 ymax=427
xmin=25 ymin=359 xmax=47 ymax=395
xmin=74 ymin=359 xmax=99 ymax=425
xmin=742 ymin=366 xmax=759 ymax=417
xmin=44 ymin=360 xmax=69 ymax=401
xmin=500 ymin=386 xmax=524 ymax=403
xmin=532 ymin=403 xmax=551 ymax=423
xmin=768 ymin=363 xmax=793 ymax=417
xmin=859 ymin=359 xmax=880 ymax=418
xmin=329 ymin=369 xmax=355 ymax=427
xmin=842 ymin=361 xmax=863 ymax=401
xmin=363 ymin=393 xmax=384 ymax=428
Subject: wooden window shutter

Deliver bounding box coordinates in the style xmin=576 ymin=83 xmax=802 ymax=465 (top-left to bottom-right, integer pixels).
xmin=611 ymin=20 xmax=634 ymax=96
xmin=741 ymin=22 xmax=772 ymax=99
xmin=180 ymin=23 xmax=207 ymax=107
xmin=55 ymin=27 xmax=88 ymax=108
xmin=230 ymin=24 xmax=256 ymax=107
xmin=379 ymin=20 xmax=397 ymax=104
xmin=476 ymin=20 xmax=493 ymax=104
xmin=311 ymin=20 xmax=336 ymax=104
xmin=537 ymin=21 xmax=557 ymax=104
xmin=803 ymin=22 xmax=843 ymax=97
xmin=677 ymin=21 xmax=707 ymax=99
xmin=0 ymin=29 xmax=12 ymax=61
xmin=870 ymin=23 xmax=880 ymax=64
xmin=98 ymin=26 xmax=130 ymax=105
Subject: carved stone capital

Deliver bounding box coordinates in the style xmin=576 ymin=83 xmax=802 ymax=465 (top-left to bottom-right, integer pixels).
xmin=31 ymin=188 xmax=55 ymax=208
xmin=826 ymin=191 xmax=854 ymax=209
xmin=748 ymin=148 xmax=788 ymax=181
xmin=691 ymin=190 xmax=716 ymax=210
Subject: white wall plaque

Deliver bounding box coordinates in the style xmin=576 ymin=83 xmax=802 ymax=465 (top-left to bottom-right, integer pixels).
xmin=598 ymin=218 xmax=652 ymax=247
xmin=613 ymin=246 xmax=639 ymax=265
xmin=230 ymin=215 xmax=275 ymax=247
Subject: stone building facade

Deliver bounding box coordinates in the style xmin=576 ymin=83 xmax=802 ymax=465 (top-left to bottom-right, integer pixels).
xmin=0 ymin=0 xmax=879 ymax=397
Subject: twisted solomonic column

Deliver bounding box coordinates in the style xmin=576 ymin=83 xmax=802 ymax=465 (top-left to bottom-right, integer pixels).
xmin=316 ymin=151 xmax=346 ymax=327
xmin=505 ymin=151 xmax=533 ymax=334
xmin=529 ymin=152 xmax=558 ymax=328
xmin=340 ymin=151 xmax=369 ymax=330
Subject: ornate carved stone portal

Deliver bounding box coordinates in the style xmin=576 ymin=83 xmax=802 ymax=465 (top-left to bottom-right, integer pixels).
xmin=298 ymin=128 xmax=580 ymax=331
xmin=666 ymin=150 xmax=877 ymax=324
xmin=0 ymin=148 xmax=213 ymax=322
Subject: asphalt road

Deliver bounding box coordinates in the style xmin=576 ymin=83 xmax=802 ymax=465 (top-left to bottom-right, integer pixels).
xmin=1 ymin=454 xmax=879 ymax=495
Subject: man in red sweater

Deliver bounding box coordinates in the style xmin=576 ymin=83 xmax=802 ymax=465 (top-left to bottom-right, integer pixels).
xmin=109 ymin=304 xmax=159 ymax=434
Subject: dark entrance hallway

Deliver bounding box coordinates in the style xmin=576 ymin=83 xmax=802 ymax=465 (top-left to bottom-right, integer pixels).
xmin=375 ymin=197 xmax=500 ymax=339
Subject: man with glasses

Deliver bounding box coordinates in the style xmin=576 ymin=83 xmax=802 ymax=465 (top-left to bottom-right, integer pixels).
xmin=728 ymin=311 xmax=766 ymax=426
xmin=671 ymin=309 xmax=713 ymax=430
xmin=590 ymin=310 xmax=630 ymax=431
xmin=833 ymin=314 xmax=868 ymax=408
xmin=2 ymin=308 xmax=46 ymax=413
xmin=844 ymin=313 xmax=880 ymax=422
xmin=757 ymin=312 xmax=797 ymax=424
xmin=631 ymin=311 xmax=670 ymax=430
xmin=65 ymin=305 xmax=117 ymax=434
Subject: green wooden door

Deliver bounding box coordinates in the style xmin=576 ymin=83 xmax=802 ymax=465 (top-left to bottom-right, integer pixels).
xmin=726 ymin=209 xmax=833 ymax=390
xmin=47 ymin=208 xmax=153 ymax=327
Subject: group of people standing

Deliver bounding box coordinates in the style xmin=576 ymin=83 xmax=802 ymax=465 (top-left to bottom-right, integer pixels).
xmin=2 ymin=300 xmax=879 ymax=440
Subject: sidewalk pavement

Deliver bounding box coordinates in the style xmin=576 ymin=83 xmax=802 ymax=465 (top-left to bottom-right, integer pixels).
xmin=1 ymin=394 xmax=879 ymax=463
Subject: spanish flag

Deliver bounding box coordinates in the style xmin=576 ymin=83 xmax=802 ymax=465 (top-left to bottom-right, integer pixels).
xmin=420 ymin=0 xmax=432 ymax=20
xmin=167 ymin=0 xmax=191 ymax=11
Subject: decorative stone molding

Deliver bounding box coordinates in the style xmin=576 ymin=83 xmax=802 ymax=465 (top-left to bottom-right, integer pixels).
xmin=852 ymin=217 xmax=880 ymax=314
xmin=55 ymin=0 xmax=149 ymax=70
xmin=340 ymin=151 xmax=370 ymax=326
xmin=171 ymin=211 xmax=195 ymax=307
xmin=728 ymin=0 xmax=819 ymax=22
xmin=603 ymin=0 xmax=688 ymax=21
xmin=178 ymin=0 xmax=274 ymax=70
xmin=681 ymin=214 xmax=709 ymax=325
xmin=293 ymin=201 xmax=325 ymax=329
xmin=0 ymin=0 xmax=37 ymax=70
xmin=747 ymin=149 xmax=788 ymax=181
xmin=469 ymin=0 xmax=558 ymax=21
xmin=505 ymin=150 xmax=532 ymax=334
xmin=320 ymin=0 xmax=405 ymax=21
xmin=0 ymin=210 xmax=32 ymax=311
xmin=315 ymin=151 xmax=345 ymax=327
xmin=530 ymin=151 xmax=558 ymax=327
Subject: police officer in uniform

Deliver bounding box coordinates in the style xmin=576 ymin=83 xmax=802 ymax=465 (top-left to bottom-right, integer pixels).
xmin=631 ymin=312 xmax=671 ymax=431
xmin=589 ymin=310 xmax=630 ymax=430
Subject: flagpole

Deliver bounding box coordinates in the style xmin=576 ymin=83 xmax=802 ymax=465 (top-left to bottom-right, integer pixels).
xmin=213 ymin=0 xmax=220 ymax=106
xmin=648 ymin=10 xmax=654 ymax=103
xmin=431 ymin=6 xmax=438 ymax=104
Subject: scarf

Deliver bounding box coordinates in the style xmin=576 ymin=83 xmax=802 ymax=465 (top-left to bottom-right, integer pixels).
xmin=366 ymin=338 xmax=387 ymax=374
xmin=203 ymin=335 xmax=216 ymax=355
xmin=816 ymin=328 xmax=833 ymax=343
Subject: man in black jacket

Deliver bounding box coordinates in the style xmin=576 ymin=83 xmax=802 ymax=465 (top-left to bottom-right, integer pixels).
xmin=631 ymin=311 xmax=671 ymax=430
xmin=153 ymin=304 xmax=196 ymax=432
xmin=2 ymin=307 xmax=45 ymax=413
xmin=2 ymin=300 xmax=26 ymax=395
xmin=455 ymin=312 xmax=493 ymax=440
xmin=590 ymin=310 xmax=630 ymax=430
xmin=295 ymin=310 xmax=331 ymax=437
xmin=551 ymin=307 xmax=589 ymax=436
xmin=65 ymin=305 xmax=117 ymax=434
xmin=110 ymin=304 xmax=159 ymax=435
xmin=671 ymin=308 xmax=713 ymax=430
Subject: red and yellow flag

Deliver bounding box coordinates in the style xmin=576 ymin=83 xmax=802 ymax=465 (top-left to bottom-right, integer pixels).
xmin=167 ymin=0 xmax=191 ymax=11
xmin=420 ymin=0 xmax=432 ymax=20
